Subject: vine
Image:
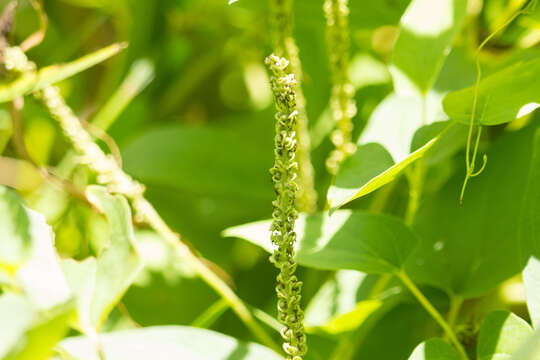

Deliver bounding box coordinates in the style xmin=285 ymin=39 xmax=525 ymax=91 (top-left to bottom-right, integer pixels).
xmin=460 ymin=0 xmax=537 ymax=203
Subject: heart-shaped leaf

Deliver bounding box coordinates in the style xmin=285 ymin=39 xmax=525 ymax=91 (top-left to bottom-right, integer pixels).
xmin=224 ymin=210 xmax=418 ymax=274
xmin=443 ymin=58 xmax=540 ymax=125
xmin=406 ymin=121 xmax=540 ymax=297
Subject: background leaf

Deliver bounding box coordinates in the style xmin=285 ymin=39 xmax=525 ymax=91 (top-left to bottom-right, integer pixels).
xmin=56 ymin=326 xmax=282 ymax=360
xmin=477 ymin=310 xmax=533 ymax=360
xmin=408 ymin=338 xmax=462 ymax=360
xmin=406 ymin=120 xmax=540 ymax=297
xmin=61 ymin=186 xmax=142 ymax=333
xmin=443 ymin=58 xmax=540 ymax=125
xmin=391 ymin=0 xmax=468 ymax=94
xmin=523 ymin=257 xmax=540 ymax=329
xmin=224 ymin=210 xmax=418 ymax=274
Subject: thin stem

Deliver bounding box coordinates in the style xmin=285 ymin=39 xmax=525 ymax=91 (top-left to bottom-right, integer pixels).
xmin=447 ymin=296 xmax=463 ymax=330
xmin=132 ymin=197 xmax=280 ymax=352
xmin=460 ymin=2 xmax=534 ymax=202
xmin=191 ymin=298 xmax=229 ymax=328
xmin=31 ymin=81 xmax=278 ymax=351
xmin=397 ymin=271 xmax=468 ymax=360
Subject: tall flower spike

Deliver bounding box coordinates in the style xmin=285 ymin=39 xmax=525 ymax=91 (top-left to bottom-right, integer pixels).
xmin=324 ymin=0 xmax=357 ymax=174
xmin=266 ymin=54 xmax=307 ymax=360
xmin=270 ymin=0 xmax=317 ymax=213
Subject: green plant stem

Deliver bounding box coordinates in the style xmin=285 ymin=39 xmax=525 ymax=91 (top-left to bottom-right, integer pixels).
xmin=131 ymin=197 xmax=280 ymax=352
xmin=191 ymin=299 xmax=229 ymax=328
xmin=447 ymin=295 xmax=463 ymax=330
xmin=461 ymin=2 xmax=534 ymax=202
xmin=397 ymin=271 xmax=468 ymax=360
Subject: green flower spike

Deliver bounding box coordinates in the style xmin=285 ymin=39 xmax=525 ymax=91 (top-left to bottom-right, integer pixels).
xmin=266 ymin=54 xmax=307 ymax=360
xmin=269 ymin=0 xmax=317 ymax=213
xmin=324 ymin=0 xmax=357 ymax=174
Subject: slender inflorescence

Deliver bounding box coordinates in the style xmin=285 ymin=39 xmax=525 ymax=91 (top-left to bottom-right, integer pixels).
xmin=1 ymin=46 xmax=278 ymax=351
xmin=323 ymin=0 xmax=357 ymax=174
xmin=270 ymin=0 xmax=317 ymax=213
xmin=266 ymin=54 xmax=307 ymax=360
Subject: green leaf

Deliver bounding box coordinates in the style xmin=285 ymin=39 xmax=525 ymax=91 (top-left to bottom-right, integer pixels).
xmin=327 ymin=143 xmax=394 ymax=210
xmin=304 ymin=271 xmax=401 ymax=334
xmin=391 ymin=0 xmax=468 ymax=94
xmin=0 ymin=109 xmax=12 ymax=153
xmin=477 ymin=311 xmax=533 ymax=360
xmin=0 ymin=43 xmax=127 ymax=103
xmin=0 ymin=294 xmax=74 ymax=360
xmin=328 ymin=120 xmax=459 ymax=210
xmin=305 ymin=271 xmax=378 ymax=328
xmin=410 ymin=121 xmax=468 ymax=166
xmin=523 ymin=257 xmax=540 ymax=329
xmin=511 ymin=330 xmax=540 ymax=360
xmin=520 ymin=129 xmax=540 ymax=263
xmin=224 ymin=210 xmax=418 ymax=274
xmin=122 ymin=124 xmax=273 ymax=200
xmin=406 ymin=121 xmax=540 ymax=297
xmin=408 ymin=338 xmax=462 ymax=360
xmin=16 ymin=207 xmax=72 ymax=310
xmin=0 ymin=186 xmax=32 ymax=272
xmin=56 ymin=326 xmax=281 ymax=360
xmin=61 ymin=186 xmax=142 ymax=333
xmin=443 ymin=58 xmax=540 ymax=125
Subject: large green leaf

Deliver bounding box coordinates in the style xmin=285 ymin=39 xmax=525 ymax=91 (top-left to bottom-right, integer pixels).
xmin=408 ymin=338 xmax=462 ymax=360
xmin=511 ymin=330 xmax=540 ymax=360
xmin=391 ymin=0 xmax=468 ymax=94
xmin=443 ymin=58 xmax=540 ymax=125
xmin=477 ymin=311 xmax=533 ymax=360
xmin=406 ymin=121 xmax=540 ymax=297
xmin=224 ymin=210 xmax=418 ymax=274
xmin=122 ymin=124 xmax=272 ymax=200
xmin=0 ymin=43 xmax=126 ymax=103
xmin=520 ymin=129 xmax=540 ymax=263
xmin=0 ymin=294 xmax=74 ymax=360
xmin=61 ymin=186 xmax=142 ymax=333
xmin=55 ymin=326 xmax=281 ymax=360
xmin=523 ymin=257 xmax=540 ymax=329
xmin=0 ymin=186 xmax=32 ymax=272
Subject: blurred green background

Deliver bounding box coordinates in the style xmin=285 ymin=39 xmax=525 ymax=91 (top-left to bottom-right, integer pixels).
xmin=2 ymin=0 xmax=540 ymax=358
